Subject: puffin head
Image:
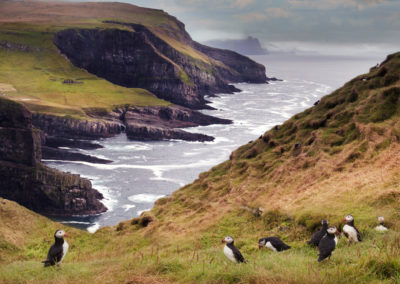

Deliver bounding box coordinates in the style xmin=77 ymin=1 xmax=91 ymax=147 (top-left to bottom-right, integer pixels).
xmin=222 ymin=236 xmax=234 ymax=244
xmin=327 ymin=226 xmax=339 ymax=235
xmin=342 ymin=214 xmax=353 ymax=224
xmin=258 ymin=238 xmax=266 ymax=249
xmin=54 ymin=230 xmax=68 ymax=239
xmin=378 ymin=216 xmax=385 ymax=224
xmin=321 ymin=219 xmax=328 ymax=225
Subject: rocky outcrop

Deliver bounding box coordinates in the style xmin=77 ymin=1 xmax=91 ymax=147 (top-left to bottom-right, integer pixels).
xmin=120 ymin=105 xmax=231 ymax=141
xmin=33 ymin=105 xmax=231 ymax=144
xmin=32 ymin=113 xmax=125 ymax=140
xmin=42 ymin=146 xmax=112 ymax=164
xmin=0 ymin=97 xmax=106 ymax=216
xmin=53 ymin=21 xmax=267 ymax=109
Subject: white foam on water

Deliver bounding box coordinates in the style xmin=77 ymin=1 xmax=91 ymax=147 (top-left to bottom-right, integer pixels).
xmin=87 ymin=223 xmax=100 ymax=233
xmin=94 ymin=185 xmax=118 ymax=211
xmin=58 ymin=147 xmax=72 ymax=150
xmin=128 ymin=194 xmax=165 ymax=203
xmin=60 ymin=221 xmax=92 ymax=225
xmin=105 ymin=144 xmax=152 ymax=151
xmin=121 ymin=204 xmax=136 ymax=212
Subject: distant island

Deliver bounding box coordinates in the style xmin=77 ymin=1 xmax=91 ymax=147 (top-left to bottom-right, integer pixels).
xmin=204 ymin=36 xmax=268 ymax=55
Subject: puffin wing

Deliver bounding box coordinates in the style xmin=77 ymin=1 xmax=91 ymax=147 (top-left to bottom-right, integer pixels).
xmin=355 ymin=226 xmax=362 ymax=242
xmin=318 ymin=237 xmax=335 ymax=262
xmin=43 ymin=244 xmax=63 ymax=266
xmin=269 ymin=237 xmax=291 ymax=251
xmin=308 ymin=231 xmax=325 ymax=246
xmin=231 ymin=246 xmax=246 ymax=263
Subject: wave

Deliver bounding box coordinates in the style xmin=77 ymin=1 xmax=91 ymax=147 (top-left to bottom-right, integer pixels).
xmin=87 ymin=223 xmax=100 ymax=233
xmin=121 ymin=204 xmax=136 ymax=212
xmin=128 ymin=194 xmax=165 ymax=203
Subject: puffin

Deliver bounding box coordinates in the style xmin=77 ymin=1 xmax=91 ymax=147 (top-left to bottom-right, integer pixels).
xmin=307 ymin=219 xmax=329 ymax=246
xmin=221 ymin=236 xmax=246 ymax=263
xmin=375 ymin=216 xmax=388 ymax=232
xmin=318 ymin=226 xmax=339 ymax=262
xmin=258 ymin=237 xmax=291 ymax=252
xmin=42 ymin=229 xmax=69 ymax=267
xmin=342 ymin=214 xmax=362 ymax=243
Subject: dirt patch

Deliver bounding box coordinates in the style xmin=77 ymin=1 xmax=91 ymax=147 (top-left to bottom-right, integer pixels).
xmin=0 ymin=83 xmax=16 ymax=92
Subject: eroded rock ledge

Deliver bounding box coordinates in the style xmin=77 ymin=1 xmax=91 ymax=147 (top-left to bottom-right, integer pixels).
xmin=33 ymin=105 xmax=232 ymax=144
xmin=0 ymin=97 xmax=106 ymax=216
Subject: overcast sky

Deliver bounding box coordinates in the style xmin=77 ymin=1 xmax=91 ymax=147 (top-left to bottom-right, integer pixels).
xmin=96 ymin=0 xmax=399 ymax=56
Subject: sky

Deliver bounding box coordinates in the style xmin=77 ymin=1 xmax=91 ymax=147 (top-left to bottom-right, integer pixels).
xmin=84 ymin=0 xmax=399 ymax=56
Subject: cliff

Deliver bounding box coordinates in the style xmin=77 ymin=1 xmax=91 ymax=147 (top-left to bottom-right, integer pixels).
xmin=53 ymin=22 xmax=267 ymax=109
xmin=204 ymin=36 xmax=268 ymax=55
xmin=0 ymin=97 xmax=106 ymax=216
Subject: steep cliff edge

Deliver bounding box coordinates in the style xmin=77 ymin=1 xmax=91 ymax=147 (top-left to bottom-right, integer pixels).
xmin=0 ymin=97 xmax=106 ymax=216
xmin=0 ymin=1 xmax=265 ymax=143
xmin=53 ymin=21 xmax=267 ymax=109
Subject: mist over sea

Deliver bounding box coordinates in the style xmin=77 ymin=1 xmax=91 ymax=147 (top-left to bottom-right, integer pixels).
xmin=45 ymin=54 xmax=383 ymax=232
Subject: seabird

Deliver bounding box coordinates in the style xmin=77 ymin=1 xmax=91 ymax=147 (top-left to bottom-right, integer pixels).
xmin=342 ymin=214 xmax=362 ymax=243
xmin=375 ymin=216 xmax=388 ymax=232
xmin=258 ymin=237 xmax=291 ymax=252
xmin=221 ymin=236 xmax=246 ymax=263
xmin=318 ymin=226 xmax=339 ymax=262
xmin=42 ymin=229 xmax=69 ymax=267
xmin=307 ymin=219 xmax=329 ymax=247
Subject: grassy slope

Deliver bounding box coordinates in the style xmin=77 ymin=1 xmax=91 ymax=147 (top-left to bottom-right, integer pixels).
xmin=0 ymin=1 xmax=216 ymax=119
xmin=1 ymin=53 xmax=400 ymax=283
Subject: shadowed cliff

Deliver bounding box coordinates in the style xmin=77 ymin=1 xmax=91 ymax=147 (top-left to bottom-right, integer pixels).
xmin=0 ymin=97 xmax=106 ymax=216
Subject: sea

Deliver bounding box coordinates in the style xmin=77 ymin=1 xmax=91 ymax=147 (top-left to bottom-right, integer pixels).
xmin=45 ymin=53 xmax=384 ymax=232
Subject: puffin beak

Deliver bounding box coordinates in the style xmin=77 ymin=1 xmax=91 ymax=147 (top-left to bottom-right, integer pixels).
xmin=221 ymin=239 xmax=225 ymax=244
xmin=258 ymin=244 xmax=262 ymax=249
xmin=335 ymin=231 xmax=340 ymax=236
xmin=342 ymin=218 xmax=346 ymax=223
xmin=64 ymin=233 xmax=69 ymax=237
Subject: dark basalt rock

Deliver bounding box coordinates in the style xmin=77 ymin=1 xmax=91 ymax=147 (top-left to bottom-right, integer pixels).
xmin=0 ymin=97 xmax=106 ymax=216
xmin=53 ymin=21 xmax=267 ymax=109
xmin=44 ymin=136 xmax=103 ymax=150
xmin=42 ymin=146 xmax=112 ymax=164
xmin=32 ymin=104 xmax=232 ymax=146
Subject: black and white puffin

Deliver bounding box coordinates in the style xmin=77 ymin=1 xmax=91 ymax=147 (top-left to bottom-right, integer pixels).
xmin=318 ymin=226 xmax=339 ymax=262
xmin=258 ymin=237 xmax=291 ymax=252
xmin=42 ymin=229 xmax=69 ymax=267
xmin=342 ymin=214 xmax=362 ymax=243
xmin=375 ymin=216 xmax=388 ymax=232
xmin=221 ymin=236 xmax=246 ymax=263
xmin=307 ymin=219 xmax=328 ymax=246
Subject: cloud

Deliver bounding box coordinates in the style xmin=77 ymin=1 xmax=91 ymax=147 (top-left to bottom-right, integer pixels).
xmin=265 ymin=7 xmax=292 ymax=18
xmin=235 ymin=12 xmax=268 ymax=22
xmin=232 ymin=0 xmax=254 ymax=9
xmin=288 ymin=0 xmax=388 ymax=10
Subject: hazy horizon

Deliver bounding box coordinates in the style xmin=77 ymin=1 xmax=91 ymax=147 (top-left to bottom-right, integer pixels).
xmin=64 ymin=0 xmax=399 ymax=58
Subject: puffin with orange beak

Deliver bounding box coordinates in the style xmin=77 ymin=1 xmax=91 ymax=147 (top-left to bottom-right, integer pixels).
xmin=42 ymin=229 xmax=69 ymax=267
xmin=342 ymin=214 xmax=362 ymax=244
xmin=221 ymin=236 xmax=246 ymax=263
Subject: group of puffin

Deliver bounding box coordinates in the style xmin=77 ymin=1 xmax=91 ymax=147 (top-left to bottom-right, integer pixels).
xmin=41 ymin=215 xmax=388 ymax=267
xmin=221 ymin=215 xmax=388 ymax=264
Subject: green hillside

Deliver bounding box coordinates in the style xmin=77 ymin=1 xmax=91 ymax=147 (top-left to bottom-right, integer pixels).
xmin=1 ymin=52 xmax=400 ymax=283
xmin=0 ymin=1 xmax=217 ymax=119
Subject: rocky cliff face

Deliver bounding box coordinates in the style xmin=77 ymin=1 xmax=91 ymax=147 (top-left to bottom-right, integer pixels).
xmin=33 ymin=105 xmax=231 ymax=145
xmin=53 ymin=21 xmax=267 ymax=109
xmin=0 ymin=97 xmax=106 ymax=216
